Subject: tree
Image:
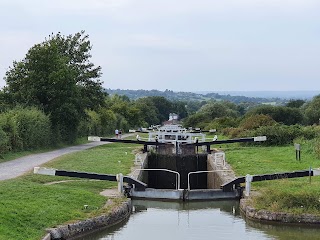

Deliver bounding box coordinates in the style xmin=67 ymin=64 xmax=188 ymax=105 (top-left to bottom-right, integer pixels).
xmin=4 ymin=31 xmax=105 ymax=142
xmin=286 ymin=99 xmax=305 ymax=108
xmin=148 ymin=96 xmax=173 ymax=123
xmin=199 ymin=101 xmax=240 ymax=119
xmin=172 ymin=101 xmax=188 ymax=119
xmin=134 ymin=98 xmax=159 ymax=126
xmin=246 ymin=105 xmax=303 ymax=125
xmin=304 ymin=95 xmax=320 ymax=125
xmin=107 ymin=95 xmax=143 ymax=128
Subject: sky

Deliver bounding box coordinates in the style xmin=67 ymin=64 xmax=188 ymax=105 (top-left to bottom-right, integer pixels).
xmin=1 ymin=0 xmax=320 ymax=92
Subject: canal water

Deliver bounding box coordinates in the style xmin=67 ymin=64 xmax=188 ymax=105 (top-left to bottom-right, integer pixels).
xmin=78 ymin=200 xmax=320 ymax=240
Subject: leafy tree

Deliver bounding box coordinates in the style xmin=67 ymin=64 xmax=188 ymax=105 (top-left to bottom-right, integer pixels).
xmin=199 ymin=101 xmax=240 ymax=119
xmin=206 ymin=117 xmax=240 ymax=130
xmin=286 ymin=99 xmax=305 ymax=108
xmin=246 ymin=105 xmax=303 ymax=125
xmin=304 ymin=95 xmax=320 ymax=125
xmin=148 ymin=96 xmax=173 ymax=123
xmin=0 ymin=90 xmax=11 ymax=113
xmin=172 ymin=101 xmax=188 ymax=119
xmin=183 ymin=101 xmax=240 ymax=129
xmin=182 ymin=112 xmax=208 ymax=128
xmin=185 ymin=100 xmax=207 ymax=114
xmin=4 ymin=31 xmax=105 ymax=142
xmin=134 ymin=97 xmax=159 ymax=126
xmin=106 ymin=94 xmax=143 ymax=128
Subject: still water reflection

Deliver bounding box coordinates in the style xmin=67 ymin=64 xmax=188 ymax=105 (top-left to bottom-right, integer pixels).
xmin=78 ymin=200 xmax=320 ymax=240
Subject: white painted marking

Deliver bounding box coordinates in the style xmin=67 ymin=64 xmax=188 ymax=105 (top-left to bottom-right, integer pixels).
xmin=34 ymin=167 xmax=56 ymax=176
xmin=88 ymin=136 xmax=101 ymax=141
xmin=313 ymin=169 xmax=320 ymax=176
xmin=254 ymin=136 xmax=267 ymax=142
xmin=294 ymin=143 xmax=301 ymax=151
xmin=245 ymin=174 xmax=253 ymax=196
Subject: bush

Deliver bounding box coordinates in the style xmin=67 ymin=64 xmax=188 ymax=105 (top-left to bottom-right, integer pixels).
xmin=0 ymin=107 xmax=51 ymax=152
xmin=0 ymin=128 xmax=9 ymax=155
xmin=15 ymin=108 xmax=51 ymax=149
xmin=251 ymin=124 xmax=316 ymax=146
xmin=85 ymin=110 xmax=102 ymax=136
xmin=78 ymin=109 xmax=117 ymax=137
xmin=246 ymin=105 xmax=304 ymax=125
xmin=222 ymin=127 xmax=246 ymax=138
xmin=240 ymin=114 xmax=276 ymax=130
xmin=205 ymin=117 xmax=240 ymax=131
xmin=0 ymin=111 xmax=22 ymax=151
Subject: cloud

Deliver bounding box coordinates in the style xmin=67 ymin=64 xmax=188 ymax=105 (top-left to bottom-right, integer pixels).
xmin=1 ymin=0 xmax=320 ymax=90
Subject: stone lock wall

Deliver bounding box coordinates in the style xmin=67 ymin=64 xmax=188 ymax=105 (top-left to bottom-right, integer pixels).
xmin=207 ymin=151 xmax=236 ymax=189
xmin=46 ymin=200 xmax=132 ymax=240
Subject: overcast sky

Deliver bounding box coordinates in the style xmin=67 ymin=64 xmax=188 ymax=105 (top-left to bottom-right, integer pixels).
xmin=1 ymin=0 xmax=320 ymax=92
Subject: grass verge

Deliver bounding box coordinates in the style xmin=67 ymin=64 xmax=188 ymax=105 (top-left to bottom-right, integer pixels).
xmin=225 ymin=140 xmax=320 ymax=215
xmin=0 ymin=142 xmax=141 ymax=240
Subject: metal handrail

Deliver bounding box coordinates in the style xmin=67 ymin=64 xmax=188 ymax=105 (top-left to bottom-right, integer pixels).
xmin=131 ymin=169 xmax=181 ymax=190
xmin=187 ymin=170 xmax=233 ymax=190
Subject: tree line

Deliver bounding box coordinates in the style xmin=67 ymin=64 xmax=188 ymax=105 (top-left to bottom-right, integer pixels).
xmin=0 ymin=31 xmax=190 ymax=154
xmin=1 ymin=31 xmax=320 ymax=156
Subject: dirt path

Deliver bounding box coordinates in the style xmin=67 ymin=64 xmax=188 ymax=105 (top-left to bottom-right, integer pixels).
xmin=0 ymin=134 xmax=134 ymax=181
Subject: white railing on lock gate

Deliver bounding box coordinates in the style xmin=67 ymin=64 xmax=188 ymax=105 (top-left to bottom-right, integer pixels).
xmin=187 ymin=170 xmax=233 ymax=190
xmin=131 ymin=169 xmax=181 ymax=190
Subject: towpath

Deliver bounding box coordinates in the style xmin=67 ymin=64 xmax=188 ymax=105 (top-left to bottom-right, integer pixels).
xmin=0 ymin=134 xmax=134 ymax=181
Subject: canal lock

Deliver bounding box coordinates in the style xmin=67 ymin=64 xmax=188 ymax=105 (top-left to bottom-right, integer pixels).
xmin=130 ymin=148 xmax=239 ymax=201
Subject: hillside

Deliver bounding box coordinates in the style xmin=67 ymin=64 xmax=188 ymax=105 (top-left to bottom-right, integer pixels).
xmin=105 ymin=89 xmax=286 ymax=105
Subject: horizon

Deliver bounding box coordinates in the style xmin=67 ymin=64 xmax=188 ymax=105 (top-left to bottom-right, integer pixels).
xmin=107 ymin=88 xmax=320 ymax=99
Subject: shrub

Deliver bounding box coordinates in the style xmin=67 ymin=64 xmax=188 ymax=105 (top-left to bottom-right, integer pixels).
xmin=15 ymin=108 xmax=51 ymax=149
xmin=246 ymin=105 xmax=304 ymax=125
xmin=240 ymin=114 xmax=276 ymax=130
xmin=78 ymin=109 xmax=117 ymax=137
xmin=205 ymin=117 xmax=240 ymax=131
xmin=0 ymin=128 xmax=9 ymax=155
xmin=0 ymin=111 xmax=22 ymax=151
xmin=0 ymin=107 xmax=51 ymax=151
xmin=251 ymin=124 xmax=315 ymax=146
xmin=222 ymin=127 xmax=246 ymax=138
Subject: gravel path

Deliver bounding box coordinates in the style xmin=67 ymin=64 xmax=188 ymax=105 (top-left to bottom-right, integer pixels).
xmin=0 ymin=135 xmax=134 ymax=181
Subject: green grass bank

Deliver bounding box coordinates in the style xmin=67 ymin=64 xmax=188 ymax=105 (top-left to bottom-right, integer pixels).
xmin=225 ymin=140 xmax=320 ymax=215
xmin=2 ymin=133 xmax=320 ymax=239
xmin=0 ymin=142 xmax=141 ymax=240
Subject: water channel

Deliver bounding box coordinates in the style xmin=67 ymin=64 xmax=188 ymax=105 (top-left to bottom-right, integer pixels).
xmin=77 ymin=200 xmax=320 ymax=240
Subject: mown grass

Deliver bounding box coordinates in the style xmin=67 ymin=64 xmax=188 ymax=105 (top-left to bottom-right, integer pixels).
xmin=0 ymin=142 xmax=139 ymax=240
xmin=224 ymin=140 xmax=320 ymax=215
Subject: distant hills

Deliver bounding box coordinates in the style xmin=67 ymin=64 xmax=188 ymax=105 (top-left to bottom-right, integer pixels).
xmin=199 ymin=91 xmax=319 ymax=99
xmin=106 ymin=89 xmax=319 ymax=105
